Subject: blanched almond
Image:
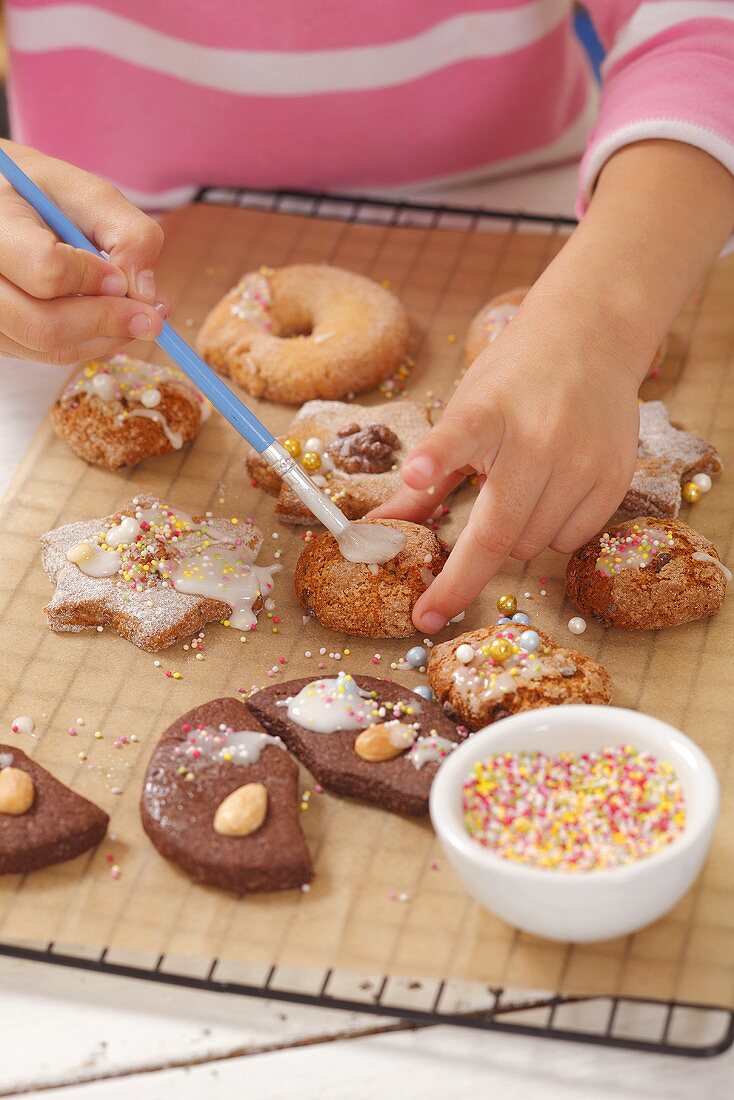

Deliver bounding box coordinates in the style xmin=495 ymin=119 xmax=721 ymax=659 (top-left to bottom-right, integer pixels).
xmin=0 ymin=767 xmax=35 ymax=815
xmin=213 ymin=782 xmax=267 ymax=837
xmin=66 ymin=541 xmax=95 ymax=564
xmin=354 ymin=721 xmax=416 ymax=763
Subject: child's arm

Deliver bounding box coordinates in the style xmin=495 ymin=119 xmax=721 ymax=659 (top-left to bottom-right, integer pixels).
xmin=0 ymin=140 xmax=166 ymax=365
xmin=373 ymin=139 xmax=734 ymax=632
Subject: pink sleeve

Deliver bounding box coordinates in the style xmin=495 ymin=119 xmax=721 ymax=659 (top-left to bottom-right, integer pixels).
xmin=577 ymin=2 xmax=734 ymax=217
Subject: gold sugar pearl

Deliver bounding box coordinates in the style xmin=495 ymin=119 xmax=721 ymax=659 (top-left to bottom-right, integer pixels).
xmin=496 ymin=593 xmax=517 ymax=615
xmin=488 ymin=637 xmax=513 ymax=663
xmin=283 ymin=437 xmax=301 ymax=458
xmin=301 ymin=451 xmax=321 ymax=473
xmin=682 ymin=481 xmax=702 ymax=504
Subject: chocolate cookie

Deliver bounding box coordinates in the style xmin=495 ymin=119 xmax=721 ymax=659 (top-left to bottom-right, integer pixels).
xmin=295 ymin=519 xmax=449 ymax=638
xmin=41 ymin=497 xmax=277 ymax=651
xmin=566 ymin=517 xmax=729 ymax=630
xmin=141 ymin=698 xmax=312 ymax=892
xmin=248 ymin=673 xmax=465 ymax=817
xmin=621 ymin=402 xmax=722 ymax=518
xmin=0 ymin=746 xmax=108 ymax=874
xmin=428 ymin=624 xmax=612 ymax=730
xmin=246 ymin=398 xmax=431 ymax=523
xmin=52 ymin=355 xmax=207 ymax=469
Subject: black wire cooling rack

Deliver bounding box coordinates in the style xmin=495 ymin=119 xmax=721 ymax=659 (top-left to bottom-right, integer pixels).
xmin=2 ymin=187 xmax=731 ymax=1059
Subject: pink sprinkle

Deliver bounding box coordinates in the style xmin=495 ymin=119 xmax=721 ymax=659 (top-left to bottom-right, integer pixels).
xmin=273 ymin=616 xmax=281 ymax=624
xmin=278 ymin=656 xmax=286 ymax=664
xmin=314 ymin=784 xmax=324 ymax=794
xmin=388 ymin=891 xmax=398 ymax=900
xmin=182 ymin=724 xmax=191 ymax=733
xmin=428 ymin=860 xmax=439 ymax=870
xmin=106 ymin=854 xmax=115 ymax=863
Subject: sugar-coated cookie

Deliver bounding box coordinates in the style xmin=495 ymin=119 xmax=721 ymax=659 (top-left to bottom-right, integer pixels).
xmin=566 ymin=517 xmax=729 ymax=630
xmin=248 ymin=673 xmax=466 ymax=816
xmin=0 ymin=746 xmax=108 ymax=874
xmin=52 ymin=355 xmax=208 ymax=469
xmin=295 ymin=519 xmax=448 ymax=638
xmin=141 ymin=698 xmax=312 ymax=892
xmin=621 ymin=401 xmax=722 ymax=518
xmin=247 ymin=398 xmax=431 ymax=523
xmin=41 ymin=496 xmax=277 ymax=651
xmin=196 ymin=264 xmax=411 ymax=404
xmin=428 ymin=624 xmax=612 ymax=730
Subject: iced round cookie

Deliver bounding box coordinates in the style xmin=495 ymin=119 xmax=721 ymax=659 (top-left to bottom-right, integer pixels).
xmin=196 ymin=264 xmax=411 ymax=404
xmin=428 ymin=624 xmax=612 ymax=730
xmin=295 ymin=519 xmax=449 ymax=638
xmin=246 ymin=398 xmax=431 ymax=523
xmin=52 ymin=355 xmax=208 ymax=469
xmin=566 ymin=517 xmax=729 ymax=630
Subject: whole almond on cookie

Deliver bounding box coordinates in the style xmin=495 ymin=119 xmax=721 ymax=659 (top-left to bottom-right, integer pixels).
xmin=354 ymin=721 xmax=416 ymax=762
xmin=213 ymin=783 xmax=268 ymax=837
xmin=0 ymin=768 xmax=35 ymax=815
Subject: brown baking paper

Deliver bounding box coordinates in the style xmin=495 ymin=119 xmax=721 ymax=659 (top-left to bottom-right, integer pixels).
xmin=0 ymin=203 xmax=732 ymax=1010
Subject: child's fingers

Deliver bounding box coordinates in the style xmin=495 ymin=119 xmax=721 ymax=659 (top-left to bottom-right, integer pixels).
xmin=367 ymin=470 xmax=467 ymax=522
xmin=412 ymin=457 xmax=546 ymax=632
xmin=0 ymin=275 xmax=163 ymax=361
xmin=550 ymin=482 xmax=630 ymax=554
xmin=0 ymin=330 xmax=135 ymax=365
xmin=401 ymin=406 xmax=503 ymax=490
xmin=0 ymin=198 xmax=128 ymax=300
xmin=511 ymin=470 xmax=592 ymax=560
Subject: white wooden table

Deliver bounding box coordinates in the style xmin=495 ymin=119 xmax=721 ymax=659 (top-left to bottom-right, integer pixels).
xmin=1 ymin=167 xmax=732 ymax=1098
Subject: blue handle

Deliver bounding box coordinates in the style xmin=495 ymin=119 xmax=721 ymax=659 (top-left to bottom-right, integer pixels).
xmin=0 ymin=147 xmax=275 ymax=452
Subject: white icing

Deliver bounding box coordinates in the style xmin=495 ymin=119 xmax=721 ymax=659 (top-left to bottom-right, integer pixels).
xmin=286 ymin=673 xmax=374 ymax=734
xmin=126 ymin=408 xmax=184 ymax=449
xmin=483 ymin=301 xmax=517 ymax=342
xmin=91 ymin=372 xmax=118 ymax=400
xmin=337 ymin=523 xmax=406 ymax=565
xmin=176 ymin=727 xmax=283 ymax=766
xmin=420 ymin=568 xmax=435 ymax=587
xmin=67 ymin=541 xmax=122 ymax=578
xmin=105 ymin=515 xmax=143 ymax=548
xmin=0 ymin=753 xmax=13 ymax=769
xmin=230 ymin=271 xmax=272 ymax=327
xmin=452 ymin=625 xmax=555 ymax=704
xmin=406 ymin=735 xmax=456 ymax=770
xmin=384 ymin=721 xmax=417 ymax=750
xmin=10 ymin=717 xmax=34 ymax=736
xmin=168 ymin=549 xmax=280 ymax=630
xmin=692 ymin=551 xmax=732 ymax=583
xmin=139 ymin=388 xmax=161 ymax=408
xmin=596 ymin=527 xmax=674 ymax=577
xmin=367 ymin=562 xmax=379 ymax=576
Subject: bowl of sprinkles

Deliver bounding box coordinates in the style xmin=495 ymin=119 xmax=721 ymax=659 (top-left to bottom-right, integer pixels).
xmin=429 ymin=706 xmax=718 ymax=942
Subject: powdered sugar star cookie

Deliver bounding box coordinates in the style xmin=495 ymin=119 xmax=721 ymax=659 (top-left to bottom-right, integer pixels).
xmin=621 ymin=401 xmax=722 ymax=518
xmin=247 ymin=398 xmax=431 ymax=523
xmin=41 ymin=497 xmax=278 ymax=651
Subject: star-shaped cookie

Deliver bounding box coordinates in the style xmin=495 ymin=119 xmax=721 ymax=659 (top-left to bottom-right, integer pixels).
xmin=41 ymin=496 xmax=277 ymax=651
xmin=246 ymin=398 xmax=431 ymax=523
xmin=621 ymin=401 xmax=722 ymax=518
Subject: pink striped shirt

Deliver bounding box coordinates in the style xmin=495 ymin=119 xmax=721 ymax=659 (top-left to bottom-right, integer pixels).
xmin=5 ymin=2 xmax=734 ymax=214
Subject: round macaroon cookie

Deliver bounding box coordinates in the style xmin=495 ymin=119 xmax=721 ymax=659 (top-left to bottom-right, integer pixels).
xmin=428 ymin=624 xmax=612 ymax=730
xmin=52 ymin=355 xmax=208 ymax=469
xmin=566 ymin=517 xmax=730 ymax=630
xmin=294 ymin=519 xmax=449 ymax=638
xmin=196 ymin=264 xmax=411 ymax=405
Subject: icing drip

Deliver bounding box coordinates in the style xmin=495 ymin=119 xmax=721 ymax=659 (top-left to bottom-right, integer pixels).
xmin=692 ymin=551 xmax=732 ymax=583
xmin=0 ymin=753 xmax=14 ymax=769
xmin=596 ymin=526 xmax=674 ymax=577
xmin=125 ymin=408 xmax=184 ymax=449
xmin=168 ymin=549 xmax=280 ymax=630
xmin=483 ymin=302 xmax=517 ymax=342
xmin=67 ymin=540 xmax=122 ymax=578
xmin=406 ymin=734 xmax=456 ymax=770
xmin=452 ymin=625 xmax=557 ymax=704
xmin=230 ymin=271 xmax=273 ymax=329
xmin=174 ymin=726 xmax=283 ymax=767
xmin=286 ymin=672 xmax=374 ymax=733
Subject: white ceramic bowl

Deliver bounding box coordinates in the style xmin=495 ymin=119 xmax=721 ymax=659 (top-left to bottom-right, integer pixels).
xmin=430 ymin=705 xmax=719 ymax=942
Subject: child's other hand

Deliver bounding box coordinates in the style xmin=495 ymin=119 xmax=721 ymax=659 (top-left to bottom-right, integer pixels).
xmin=370 ymin=292 xmax=643 ymax=633
xmin=0 ymin=141 xmax=167 ymax=365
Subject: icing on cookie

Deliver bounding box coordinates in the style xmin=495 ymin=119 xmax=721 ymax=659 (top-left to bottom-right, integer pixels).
xmin=596 ymin=526 xmax=674 ymax=578
xmin=406 ymin=734 xmax=456 ymax=770
xmin=337 ymin=523 xmax=406 ymax=565
xmin=64 ymin=356 xmax=196 ymax=451
xmin=66 ymin=540 xmax=122 ymax=577
xmin=285 ymin=672 xmax=373 ymax=733
xmin=230 ymin=271 xmax=273 ymax=329
xmin=174 ymin=725 xmax=284 ymax=767
xmin=483 ymin=301 xmax=516 ymax=341
xmin=451 ymin=625 xmax=558 ymax=704
xmin=0 ymin=753 xmax=14 ymax=769
xmin=167 ymin=549 xmax=280 ymax=631
xmin=692 ymin=551 xmax=732 ymax=583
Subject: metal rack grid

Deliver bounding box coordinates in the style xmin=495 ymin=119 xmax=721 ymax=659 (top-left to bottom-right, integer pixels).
xmin=3 ymin=186 xmax=731 ymax=1060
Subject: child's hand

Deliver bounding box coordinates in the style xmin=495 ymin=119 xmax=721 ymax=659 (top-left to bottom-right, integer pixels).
xmin=370 ymin=291 xmax=644 ymax=633
xmin=0 ymin=140 xmax=167 ymax=365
